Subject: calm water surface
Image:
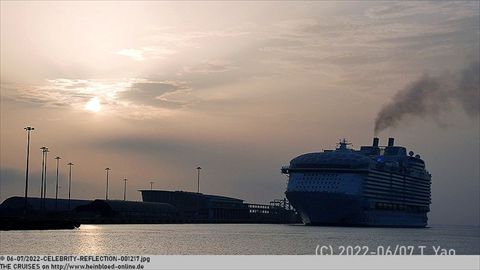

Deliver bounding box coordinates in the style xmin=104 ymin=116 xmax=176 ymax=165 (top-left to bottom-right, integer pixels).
xmin=1 ymin=224 xmax=478 ymax=255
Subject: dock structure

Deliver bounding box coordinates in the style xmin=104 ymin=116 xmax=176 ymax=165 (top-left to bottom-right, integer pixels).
xmin=0 ymin=196 xmax=91 ymax=215
xmin=0 ymin=197 xmax=86 ymax=230
xmin=140 ymin=190 xmax=299 ymax=224
xmin=1 ymin=191 xmax=300 ymax=228
xmin=73 ymin=200 xmax=180 ymax=224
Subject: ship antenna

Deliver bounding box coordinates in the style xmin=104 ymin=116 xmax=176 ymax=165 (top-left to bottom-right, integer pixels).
xmin=337 ymin=138 xmax=351 ymax=150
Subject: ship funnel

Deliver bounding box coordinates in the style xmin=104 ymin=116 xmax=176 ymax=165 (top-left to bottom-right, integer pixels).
xmin=373 ymin=137 xmax=379 ymax=147
xmin=388 ymin=137 xmax=395 ymax=147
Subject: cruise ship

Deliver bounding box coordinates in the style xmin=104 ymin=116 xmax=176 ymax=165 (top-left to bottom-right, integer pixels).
xmin=282 ymin=138 xmax=431 ymax=227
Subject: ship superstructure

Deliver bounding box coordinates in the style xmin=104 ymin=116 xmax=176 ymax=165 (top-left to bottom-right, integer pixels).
xmin=282 ymin=138 xmax=431 ymax=227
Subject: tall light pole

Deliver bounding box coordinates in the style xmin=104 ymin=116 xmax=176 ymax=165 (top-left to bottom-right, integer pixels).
xmin=105 ymin=168 xmax=111 ymax=200
xmin=67 ymin=162 xmax=74 ymax=210
xmin=54 ymin=156 xmax=61 ymax=210
xmin=43 ymin=148 xmax=49 ymax=210
xmin=196 ymin=166 xmax=202 ymax=193
xmin=23 ymin=126 xmax=34 ymax=214
xmin=40 ymin=147 xmax=47 ymax=209
xmin=149 ymin=181 xmax=155 ymax=190
xmin=123 ymin=178 xmax=127 ymax=201
xmin=40 ymin=147 xmax=46 ymax=199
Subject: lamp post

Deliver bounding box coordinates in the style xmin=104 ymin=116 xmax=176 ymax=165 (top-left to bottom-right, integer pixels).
xmin=105 ymin=168 xmax=111 ymax=200
xmin=196 ymin=166 xmax=202 ymax=193
xmin=149 ymin=181 xmax=154 ymax=190
xmin=67 ymin=162 xmax=74 ymax=210
xmin=54 ymin=156 xmax=61 ymax=210
xmin=40 ymin=147 xmax=47 ymax=200
xmin=39 ymin=147 xmax=48 ymax=210
xmin=23 ymin=126 xmax=34 ymax=214
xmin=43 ymin=148 xmax=49 ymax=201
xmin=123 ymin=178 xmax=127 ymax=201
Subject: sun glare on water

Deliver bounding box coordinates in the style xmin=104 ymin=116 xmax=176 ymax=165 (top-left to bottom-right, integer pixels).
xmin=85 ymin=97 xmax=101 ymax=112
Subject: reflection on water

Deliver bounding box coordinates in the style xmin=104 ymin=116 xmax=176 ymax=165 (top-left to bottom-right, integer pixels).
xmin=80 ymin=225 xmax=102 ymax=230
xmin=74 ymin=225 xmax=105 ymax=254
xmin=1 ymin=224 xmax=479 ymax=255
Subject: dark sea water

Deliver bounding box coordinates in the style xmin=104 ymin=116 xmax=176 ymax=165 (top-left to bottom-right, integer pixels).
xmin=0 ymin=224 xmax=478 ymax=255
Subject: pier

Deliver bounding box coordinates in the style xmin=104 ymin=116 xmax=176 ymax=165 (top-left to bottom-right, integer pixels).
xmin=0 ymin=192 xmax=300 ymax=229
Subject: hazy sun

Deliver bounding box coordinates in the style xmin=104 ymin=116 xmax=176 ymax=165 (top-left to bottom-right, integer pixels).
xmin=85 ymin=97 xmax=101 ymax=112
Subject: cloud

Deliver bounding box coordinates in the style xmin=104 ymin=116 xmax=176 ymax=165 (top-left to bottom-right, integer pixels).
xmin=231 ymin=2 xmax=478 ymax=78
xmin=91 ymin=135 xmax=263 ymax=167
xmin=116 ymin=28 xmax=249 ymax=61
xmin=2 ymin=2 xmax=478 ymax=120
xmin=145 ymin=29 xmax=251 ymax=46
xmin=116 ymin=47 xmax=177 ymax=61
xmin=4 ymin=78 xmax=133 ymax=109
xmin=118 ymin=81 xmax=189 ymax=109
xmin=95 ymin=136 xmax=194 ymax=156
xmin=5 ymin=81 xmax=94 ymax=109
xmin=116 ymin=48 xmax=145 ymax=61
xmin=182 ymin=60 xmax=232 ymax=74
xmin=365 ymin=2 xmax=478 ymax=20
xmin=2 ymin=78 xmax=193 ymax=118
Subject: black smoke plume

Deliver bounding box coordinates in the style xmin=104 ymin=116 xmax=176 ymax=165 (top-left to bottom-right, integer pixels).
xmin=374 ymin=62 xmax=479 ymax=134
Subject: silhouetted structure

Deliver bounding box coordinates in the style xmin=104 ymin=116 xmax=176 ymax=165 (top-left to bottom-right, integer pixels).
xmin=42 ymin=148 xmax=49 ymax=209
xmin=54 ymin=156 xmax=61 ymax=210
xmin=0 ymin=197 xmax=83 ymax=230
xmin=23 ymin=126 xmax=34 ymax=213
xmin=40 ymin=147 xmax=47 ymax=203
xmin=67 ymin=162 xmax=74 ymax=210
xmin=105 ymin=168 xmax=111 ymax=200
xmin=196 ymin=166 xmax=201 ymax=193
xmin=73 ymin=200 xmax=179 ymax=224
xmin=282 ymin=137 xmax=432 ymax=227
xmin=0 ymin=197 xmax=91 ymax=216
xmin=141 ymin=190 xmax=299 ymax=223
xmin=123 ymin=178 xmax=127 ymax=201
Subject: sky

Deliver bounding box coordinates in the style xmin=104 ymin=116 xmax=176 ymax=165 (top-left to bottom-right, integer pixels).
xmin=0 ymin=1 xmax=479 ymax=225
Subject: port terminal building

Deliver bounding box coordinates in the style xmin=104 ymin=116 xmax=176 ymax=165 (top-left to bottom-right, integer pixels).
xmin=140 ymin=190 xmax=299 ymax=223
xmin=141 ymin=190 xmax=248 ymax=222
xmin=1 ymin=190 xmax=299 ymax=225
